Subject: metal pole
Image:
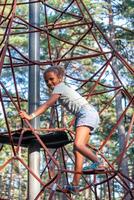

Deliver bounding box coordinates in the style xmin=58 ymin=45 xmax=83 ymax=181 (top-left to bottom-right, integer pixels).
xmin=28 ymin=1 xmax=40 ymax=199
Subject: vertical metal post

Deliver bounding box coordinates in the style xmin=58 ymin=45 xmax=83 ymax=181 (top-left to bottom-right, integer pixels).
xmin=28 ymin=1 xmax=40 ymax=199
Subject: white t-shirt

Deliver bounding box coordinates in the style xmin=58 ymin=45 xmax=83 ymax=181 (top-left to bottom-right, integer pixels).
xmin=52 ymin=82 xmax=90 ymax=115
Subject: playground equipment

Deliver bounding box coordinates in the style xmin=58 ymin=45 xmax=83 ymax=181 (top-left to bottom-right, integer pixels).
xmin=0 ymin=0 xmax=134 ymax=199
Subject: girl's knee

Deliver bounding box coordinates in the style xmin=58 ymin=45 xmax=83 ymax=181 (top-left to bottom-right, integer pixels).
xmin=74 ymin=141 xmax=83 ymax=151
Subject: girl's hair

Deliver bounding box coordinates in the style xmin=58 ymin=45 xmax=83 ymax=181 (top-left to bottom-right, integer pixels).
xmin=44 ymin=66 xmax=65 ymax=79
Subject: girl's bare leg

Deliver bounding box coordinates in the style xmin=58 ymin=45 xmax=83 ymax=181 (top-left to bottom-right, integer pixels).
xmin=74 ymin=126 xmax=99 ymax=162
xmin=73 ymin=150 xmax=84 ymax=186
xmin=72 ymin=126 xmax=100 ymax=186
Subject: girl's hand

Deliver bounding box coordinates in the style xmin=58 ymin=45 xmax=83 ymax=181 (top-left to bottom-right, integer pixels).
xmin=19 ymin=110 xmax=32 ymax=121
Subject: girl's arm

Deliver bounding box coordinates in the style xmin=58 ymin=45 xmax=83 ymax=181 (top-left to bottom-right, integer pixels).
xmin=19 ymin=94 xmax=60 ymax=120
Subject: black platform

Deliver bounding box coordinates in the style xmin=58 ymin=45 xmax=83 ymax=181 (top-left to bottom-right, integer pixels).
xmin=0 ymin=130 xmax=73 ymax=148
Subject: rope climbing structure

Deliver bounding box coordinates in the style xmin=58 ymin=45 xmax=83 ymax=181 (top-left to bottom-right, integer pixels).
xmin=0 ymin=0 xmax=134 ymax=199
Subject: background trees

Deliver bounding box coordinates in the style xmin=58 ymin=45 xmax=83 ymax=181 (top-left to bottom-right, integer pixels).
xmin=0 ymin=0 xmax=133 ymax=199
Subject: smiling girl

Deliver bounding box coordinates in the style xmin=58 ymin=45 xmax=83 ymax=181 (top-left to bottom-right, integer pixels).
xmin=19 ymin=66 xmax=104 ymax=194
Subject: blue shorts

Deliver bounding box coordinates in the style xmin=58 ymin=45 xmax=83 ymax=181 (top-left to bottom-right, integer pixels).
xmin=75 ymin=105 xmax=100 ymax=132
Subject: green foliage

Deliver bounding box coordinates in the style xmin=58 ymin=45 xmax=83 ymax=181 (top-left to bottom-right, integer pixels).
xmin=121 ymin=0 xmax=134 ymax=20
xmin=0 ymin=0 xmax=133 ymax=199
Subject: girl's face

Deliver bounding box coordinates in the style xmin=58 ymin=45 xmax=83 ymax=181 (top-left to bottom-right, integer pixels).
xmin=44 ymin=71 xmax=61 ymax=89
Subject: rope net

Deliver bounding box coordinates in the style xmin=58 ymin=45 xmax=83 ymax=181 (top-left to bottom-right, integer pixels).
xmin=0 ymin=0 xmax=134 ymax=199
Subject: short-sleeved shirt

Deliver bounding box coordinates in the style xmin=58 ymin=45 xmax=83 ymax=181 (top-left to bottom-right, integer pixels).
xmin=52 ymin=82 xmax=100 ymax=130
xmin=52 ymin=82 xmax=90 ymax=115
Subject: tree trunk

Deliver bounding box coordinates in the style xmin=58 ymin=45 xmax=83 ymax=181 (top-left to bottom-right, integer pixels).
xmin=106 ymin=0 xmax=130 ymax=199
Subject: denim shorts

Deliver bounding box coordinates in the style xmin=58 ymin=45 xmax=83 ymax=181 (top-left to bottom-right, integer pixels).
xmin=75 ymin=105 xmax=100 ymax=132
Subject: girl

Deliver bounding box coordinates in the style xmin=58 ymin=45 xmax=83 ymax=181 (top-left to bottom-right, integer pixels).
xmin=19 ymin=66 xmax=104 ymax=194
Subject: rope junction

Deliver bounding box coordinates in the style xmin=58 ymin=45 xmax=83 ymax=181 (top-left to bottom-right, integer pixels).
xmin=0 ymin=0 xmax=134 ymax=199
